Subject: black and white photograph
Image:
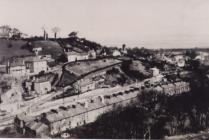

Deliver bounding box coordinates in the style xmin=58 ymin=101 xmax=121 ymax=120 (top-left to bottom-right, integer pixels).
xmin=1 ymin=0 xmax=209 ymax=139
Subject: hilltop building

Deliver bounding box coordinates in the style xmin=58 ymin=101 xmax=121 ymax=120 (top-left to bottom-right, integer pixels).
xmin=65 ymin=51 xmax=89 ymax=62
xmin=32 ymin=47 xmax=42 ymax=56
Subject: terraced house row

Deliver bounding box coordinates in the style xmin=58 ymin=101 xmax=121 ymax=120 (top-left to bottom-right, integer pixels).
xmin=14 ymin=86 xmax=141 ymax=138
xmin=154 ymin=81 xmax=190 ymax=96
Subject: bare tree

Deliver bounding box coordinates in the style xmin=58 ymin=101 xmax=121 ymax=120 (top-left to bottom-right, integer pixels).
xmin=12 ymin=28 xmax=20 ymax=35
xmin=11 ymin=28 xmax=22 ymax=39
xmin=52 ymin=27 xmax=60 ymax=39
xmin=0 ymin=25 xmax=12 ymax=39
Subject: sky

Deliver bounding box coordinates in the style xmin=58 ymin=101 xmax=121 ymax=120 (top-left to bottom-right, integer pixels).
xmin=1 ymin=0 xmax=209 ymax=48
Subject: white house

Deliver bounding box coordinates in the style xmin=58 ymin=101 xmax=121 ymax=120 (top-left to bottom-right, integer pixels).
xmin=25 ymin=57 xmax=48 ymax=74
xmin=65 ymin=51 xmax=89 ymax=62
xmin=177 ymin=59 xmax=185 ymax=67
xmin=88 ymin=50 xmax=96 ymax=59
xmin=9 ymin=65 xmax=26 ymax=76
xmin=32 ymin=47 xmax=42 ymax=56
xmin=34 ymin=79 xmax=51 ymax=95
xmin=112 ymin=50 xmax=121 ymax=57
xmin=150 ymin=67 xmax=160 ymax=77
xmin=8 ymin=59 xmax=26 ymax=76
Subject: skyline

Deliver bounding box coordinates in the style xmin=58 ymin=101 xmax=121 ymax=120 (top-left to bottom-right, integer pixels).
xmin=1 ymin=0 xmax=209 ymax=48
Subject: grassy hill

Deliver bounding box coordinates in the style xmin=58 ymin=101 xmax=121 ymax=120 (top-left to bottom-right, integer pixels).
xmin=0 ymin=39 xmax=33 ymax=62
xmin=32 ymin=40 xmax=64 ymax=59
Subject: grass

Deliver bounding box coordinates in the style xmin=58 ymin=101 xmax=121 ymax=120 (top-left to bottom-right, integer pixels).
xmin=32 ymin=40 xmax=64 ymax=59
xmin=0 ymin=39 xmax=33 ymax=62
xmin=58 ymin=71 xmax=78 ymax=87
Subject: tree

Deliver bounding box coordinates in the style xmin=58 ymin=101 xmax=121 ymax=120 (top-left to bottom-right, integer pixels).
xmin=0 ymin=25 xmax=12 ymax=39
xmin=185 ymin=49 xmax=197 ymax=60
xmin=52 ymin=27 xmax=60 ymax=39
xmin=11 ymin=28 xmax=22 ymax=39
xmin=12 ymin=28 xmax=20 ymax=35
xmin=68 ymin=31 xmax=78 ymax=38
xmin=122 ymin=44 xmax=126 ymax=50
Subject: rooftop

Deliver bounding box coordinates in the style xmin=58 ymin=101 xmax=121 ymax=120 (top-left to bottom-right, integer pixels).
xmin=25 ymin=56 xmax=47 ymax=62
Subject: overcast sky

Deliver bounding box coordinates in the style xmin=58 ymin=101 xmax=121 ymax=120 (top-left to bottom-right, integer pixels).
xmin=1 ymin=0 xmax=209 ymax=48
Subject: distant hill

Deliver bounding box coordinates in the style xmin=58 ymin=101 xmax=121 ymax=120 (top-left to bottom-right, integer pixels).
xmin=0 ymin=39 xmax=33 ymax=62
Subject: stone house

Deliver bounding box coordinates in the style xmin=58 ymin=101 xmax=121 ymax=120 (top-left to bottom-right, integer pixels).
xmin=155 ymin=81 xmax=190 ymax=96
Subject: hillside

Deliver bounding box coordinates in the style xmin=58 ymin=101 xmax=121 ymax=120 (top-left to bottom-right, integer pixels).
xmin=0 ymin=39 xmax=33 ymax=62
xmin=57 ymin=37 xmax=103 ymax=53
xmin=32 ymin=40 xmax=63 ymax=59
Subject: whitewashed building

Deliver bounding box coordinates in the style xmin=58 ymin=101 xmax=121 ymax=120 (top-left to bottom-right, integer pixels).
xmin=8 ymin=59 xmax=27 ymax=76
xmin=32 ymin=47 xmax=42 ymax=56
xmin=34 ymin=79 xmax=51 ymax=95
xmin=150 ymin=67 xmax=160 ymax=77
xmin=9 ymin=65 xmax=26 ymax=76
xmin=88 ymin=50 xmax=96 ymax=59
xmin=112 ymin=50 xmax=121 ymax=57
xmin=65 ymin=51 xmax=89 ymax=62
xmin=25 ymin=57 xmax=48 ymax=74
